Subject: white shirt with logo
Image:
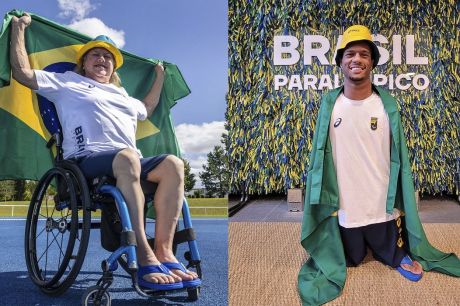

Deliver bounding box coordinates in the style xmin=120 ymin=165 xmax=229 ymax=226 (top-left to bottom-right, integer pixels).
xmin=329 ymin=92 xmax=399 ymax=228
xmin=34 ymin=70 xmax=147 ymax=159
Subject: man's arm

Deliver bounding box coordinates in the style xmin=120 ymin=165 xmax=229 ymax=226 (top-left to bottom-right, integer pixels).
xmin=10 ymin=13 xmax=38 ymax=90
xmin=142 ymin=63 xmax=165 ymax=117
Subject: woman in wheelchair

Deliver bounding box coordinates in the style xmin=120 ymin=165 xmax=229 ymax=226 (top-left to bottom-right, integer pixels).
xmin=11 ymin=13 xmax=200 ymax=291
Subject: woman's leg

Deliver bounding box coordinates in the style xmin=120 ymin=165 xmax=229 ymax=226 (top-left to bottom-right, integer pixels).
xmin=112 ymin=148 xmax=180 ymax=284
xmin=145 ymin=155 xmax=198 ymax=281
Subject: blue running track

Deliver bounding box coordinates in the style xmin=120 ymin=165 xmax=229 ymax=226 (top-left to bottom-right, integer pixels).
xmin=0 ymin=218 xmax=227 ymax=306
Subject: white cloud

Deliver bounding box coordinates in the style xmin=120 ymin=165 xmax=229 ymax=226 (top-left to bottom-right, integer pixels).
xmin=67 ymin=18 xmax=125 ymax=48
xmin=57 ymin=0 xmax=125 ymax=48
xmin=175 ymin=121 xmax=226 ymax=188
xmin=175 ymin=121 xmax=226 ymax=154
xmin=188 ymin=155 xmax=208 ymax=173
xmin=58 ymin=0 xmax=95 ymax=22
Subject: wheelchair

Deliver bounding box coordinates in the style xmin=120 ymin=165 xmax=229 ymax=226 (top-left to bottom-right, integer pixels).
xmin=24 ymin=77 xmax=202 ymax=305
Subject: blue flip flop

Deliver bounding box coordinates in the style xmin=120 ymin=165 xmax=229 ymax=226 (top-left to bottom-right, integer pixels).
xmin=161 ymin=262 xmax=202 ymax=288
xmin=137 ymin=264 xmax=184 ymax=290
xmin=397 ymin=255 xmax=423 ymax=282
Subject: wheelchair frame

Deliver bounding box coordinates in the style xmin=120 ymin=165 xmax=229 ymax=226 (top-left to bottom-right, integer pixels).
xmin=24 ymin=132 xmax=202 ymax=305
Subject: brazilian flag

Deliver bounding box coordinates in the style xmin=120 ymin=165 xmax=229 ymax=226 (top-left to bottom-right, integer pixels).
xmin=0 ymin=10 xmax=190 ymax=181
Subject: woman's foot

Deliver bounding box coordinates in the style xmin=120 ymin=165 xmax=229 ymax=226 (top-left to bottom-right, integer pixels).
xmin=138 ymin=254 xmax=182 ymax=284
xmin=161 ymin=261 xmax=202 ymax=288
xmin=156 ymin=253 xmax=199 ymax=281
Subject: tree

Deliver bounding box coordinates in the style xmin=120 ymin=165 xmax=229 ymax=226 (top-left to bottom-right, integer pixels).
xmin=182 ymin=158 xmax=196 ymax=192
xmin=0 ymin=180 xmax=38 ymax=201
xmin=199 ymin=143 xmax=229 ymax=198
xmin=24 ymin=180 xmax=38 ymax=201
xmin=14 ymin=180 xmax=26 ymax=200
xmin=193 ymin=189 xmax=204 ymax=198
xmin=0 ymin=180 xmax=15 ymax=201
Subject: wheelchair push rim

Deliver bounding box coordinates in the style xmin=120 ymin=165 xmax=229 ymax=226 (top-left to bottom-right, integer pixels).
xmin=24 ymin=166 xmax=91 ymax=294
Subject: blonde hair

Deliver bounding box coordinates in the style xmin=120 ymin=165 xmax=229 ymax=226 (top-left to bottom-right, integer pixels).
xmin=75 ymin=53 xmax=122 ymax=87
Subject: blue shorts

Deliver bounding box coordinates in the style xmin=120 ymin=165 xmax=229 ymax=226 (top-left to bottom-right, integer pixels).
xmin=71 ymin=149 xmax=168 ymax=180
xmin=339 ymin=218 xmax=407 ymax=268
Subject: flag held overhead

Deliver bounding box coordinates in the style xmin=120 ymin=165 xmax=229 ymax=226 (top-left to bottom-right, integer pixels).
xmin=0 ymin=9 xmax=190 ymax=180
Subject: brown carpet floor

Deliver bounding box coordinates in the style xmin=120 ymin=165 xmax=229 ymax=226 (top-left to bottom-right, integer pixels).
xmin=229 ymin=223 xmax=460 ymax=306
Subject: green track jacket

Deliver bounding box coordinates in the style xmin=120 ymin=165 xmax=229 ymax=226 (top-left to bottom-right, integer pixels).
xmin=298 ymin=86 xmax=460 ymax=305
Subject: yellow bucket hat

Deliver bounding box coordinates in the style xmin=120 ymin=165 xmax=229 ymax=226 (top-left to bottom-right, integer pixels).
xmin=335 ymin=25 xmax=380 ymax=69
xmin=76 ymin=35 xmax=124 ymax=70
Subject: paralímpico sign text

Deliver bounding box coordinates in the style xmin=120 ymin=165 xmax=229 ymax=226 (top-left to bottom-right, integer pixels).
xmin=274 ymin=34 xmax=429 ymax=91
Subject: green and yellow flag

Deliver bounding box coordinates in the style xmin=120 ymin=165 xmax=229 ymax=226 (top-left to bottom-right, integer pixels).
xmin=0 ymin=10 xmax=190 ymax=180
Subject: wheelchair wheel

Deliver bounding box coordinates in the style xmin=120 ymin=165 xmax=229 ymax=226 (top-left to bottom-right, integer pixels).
xmin=82 ymin=285 xmax=111 ymax=306
xmin=25 ymin=164 xmax=91 ymax=296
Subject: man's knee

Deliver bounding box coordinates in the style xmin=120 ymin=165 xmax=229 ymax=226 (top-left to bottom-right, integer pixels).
xmin=113 ymin=148 xmax=141 ymax=179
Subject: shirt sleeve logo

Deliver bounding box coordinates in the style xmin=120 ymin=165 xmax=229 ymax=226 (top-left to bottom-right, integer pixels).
xmin=334 ymin=118 xmax=342 ymax=128
xmin=370 ymin=117 xmax=378 ymax=130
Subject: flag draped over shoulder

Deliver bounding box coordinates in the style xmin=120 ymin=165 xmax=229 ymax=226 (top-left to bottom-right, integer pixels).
xmin=298 ymin=86 xmax=460 ymax=305
xmin=0 ymin=9 xmax=190 ymax=181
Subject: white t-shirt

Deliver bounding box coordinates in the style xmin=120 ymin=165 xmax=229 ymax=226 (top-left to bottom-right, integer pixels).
xmin=329 ymin=92 xmax=399 ymax=228
xmin=34 ymin=70 xmax=147 ymax=159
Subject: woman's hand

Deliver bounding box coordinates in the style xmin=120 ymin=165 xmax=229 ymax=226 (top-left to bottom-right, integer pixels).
xmin=155 ymin=62 xmax=165 ymax=75
xmin=10 ymin=12 xmax=37 ymax=90
xmin=142 ymin=63 xmax=165 ymax=117
xmin=11 ymin=13 xmax=32 ymax=30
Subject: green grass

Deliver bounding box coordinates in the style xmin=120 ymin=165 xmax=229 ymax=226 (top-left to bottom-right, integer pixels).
xmin=185 ymin=198 xmax=228 ymax=217
xmin=0 ymin=201 xmax=30 ymax=217
xmin=0 ymin=198 xmax=228 ymax=218
xmin=186 ymin=198 xmax=228 ymax=207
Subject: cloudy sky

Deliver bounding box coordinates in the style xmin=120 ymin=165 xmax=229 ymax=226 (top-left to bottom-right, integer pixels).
xmin=0 ymin=0 xmax=227 ymax=187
